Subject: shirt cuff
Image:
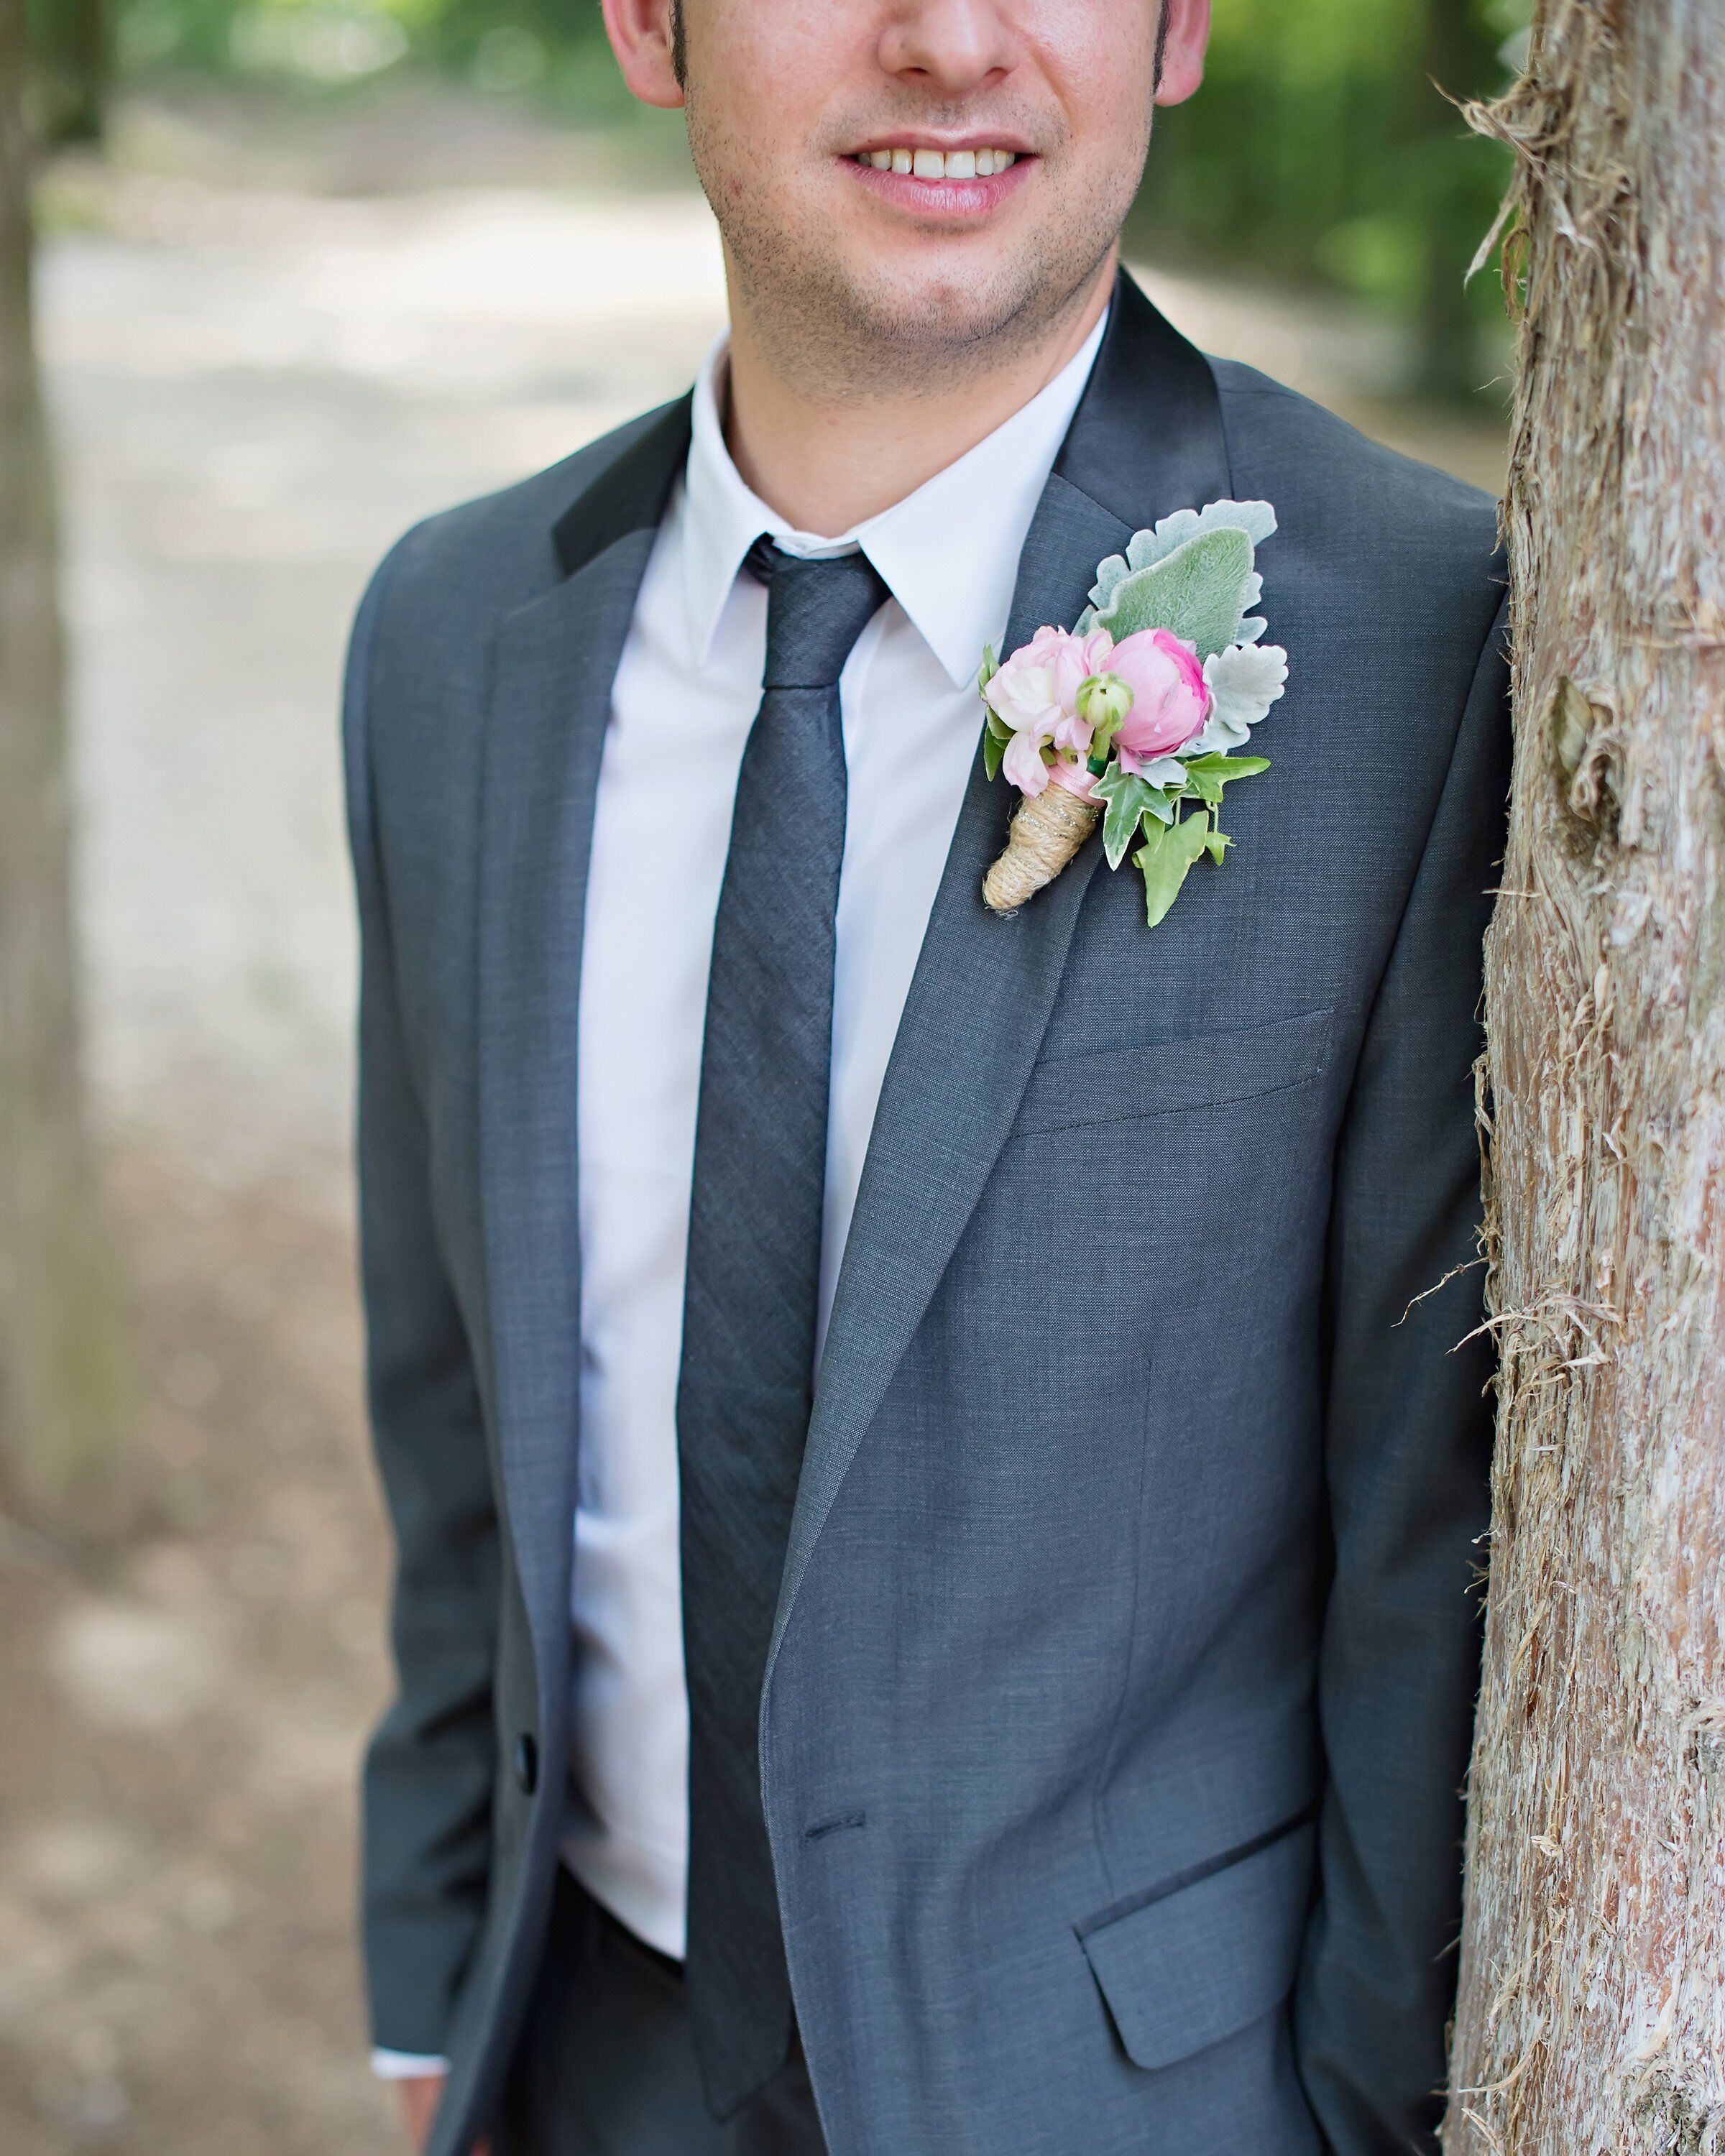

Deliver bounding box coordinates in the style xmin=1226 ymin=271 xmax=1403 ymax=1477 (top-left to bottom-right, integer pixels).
xmin=371 ymin=2048 xmax=451 ymax=2081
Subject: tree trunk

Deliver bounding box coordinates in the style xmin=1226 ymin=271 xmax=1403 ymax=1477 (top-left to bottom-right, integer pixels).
xmin=1443 ymin=4 xmax=1725 ymax=2150
xmin=0 ymin=0 xmax=128 ymax=1521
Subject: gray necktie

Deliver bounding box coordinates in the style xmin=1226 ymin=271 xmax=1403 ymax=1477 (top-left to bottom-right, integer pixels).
xmin=676 ymin=539 xmax=888 ymax=2116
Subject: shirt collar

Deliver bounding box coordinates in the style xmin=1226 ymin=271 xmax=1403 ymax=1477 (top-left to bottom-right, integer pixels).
xmin=679 ymin=310 xmax=1108 ymax=688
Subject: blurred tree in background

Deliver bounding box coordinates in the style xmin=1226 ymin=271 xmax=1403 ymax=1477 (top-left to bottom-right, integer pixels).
xmin=30 ymin=0 xmax=111 ymax=143
xmin=4 ymin=0 xmax=131 ymax=1526
xmin=34 ymin=0 xmax=1526 ymax=386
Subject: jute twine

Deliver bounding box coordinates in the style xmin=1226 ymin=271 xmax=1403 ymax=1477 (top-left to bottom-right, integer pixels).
xmin=981 ymin=785 xmax=1101 ymax=913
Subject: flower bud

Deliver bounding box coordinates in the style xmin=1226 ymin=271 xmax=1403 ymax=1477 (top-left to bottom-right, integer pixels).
xmin=1076 ymin=671 xmax=1133 ymax=755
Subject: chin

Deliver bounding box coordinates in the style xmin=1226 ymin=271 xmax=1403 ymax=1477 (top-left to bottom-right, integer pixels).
xmin=838 ymin=247 xmax=1089 ymax=356
xmin=710 ymin=157 xmax=1120 ymax=392
xmin=855 ymin=268 xmax=1011 ymax=338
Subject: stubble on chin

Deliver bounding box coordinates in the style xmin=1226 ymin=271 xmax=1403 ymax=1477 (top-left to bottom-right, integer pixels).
xmin=686 ymin=93 xmax=1146 ymax=405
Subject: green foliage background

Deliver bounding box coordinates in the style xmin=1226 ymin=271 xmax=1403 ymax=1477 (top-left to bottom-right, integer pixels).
xmin=1128 ymin=0 xmax=1527 ymax=396
xmin=50 ymin=0 xmax=1528 ymax=397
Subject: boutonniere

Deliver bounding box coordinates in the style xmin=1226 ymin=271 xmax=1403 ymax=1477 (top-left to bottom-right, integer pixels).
xmin=978 ymin=499 xmax=1289 ymax=924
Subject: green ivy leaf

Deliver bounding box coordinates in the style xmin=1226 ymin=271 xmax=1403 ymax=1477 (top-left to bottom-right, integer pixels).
xmin=1134 ymin=813 xmax=1211 ymax=927
xmin=1204 ymin=827 xmax=1233 ymax=865
xmin=981 ymin=726 xmax=1006 ymax=781
xmin=1179 ymin=753 xmax=1271 ymax=783
xmin=1092 ymin=766 xmax=1157 ymax=870
xmin=1091 ymin=528 xmax=1254 ymax=658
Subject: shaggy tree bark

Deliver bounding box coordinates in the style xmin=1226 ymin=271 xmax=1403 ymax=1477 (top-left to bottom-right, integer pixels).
xmin=1443 ymin=3 xmax=1725 ymax=2150
xmin=0 ymin=0 xmax=127 ymax=1519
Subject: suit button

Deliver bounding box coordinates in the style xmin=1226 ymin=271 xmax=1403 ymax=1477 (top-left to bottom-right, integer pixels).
xmin=513 ymin=1733 xmax=538 ymax=1795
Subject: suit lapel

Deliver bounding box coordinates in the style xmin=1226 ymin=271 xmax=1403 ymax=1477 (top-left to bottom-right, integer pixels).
xmin=770 ymin=276 xmax=1236 ymax=1657
xmin=477 ymin=399 xmax=690 ymax=1685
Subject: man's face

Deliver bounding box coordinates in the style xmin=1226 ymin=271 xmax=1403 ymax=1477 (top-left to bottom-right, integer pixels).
xmin=608 ymin=0 xmax=1208 ymax=390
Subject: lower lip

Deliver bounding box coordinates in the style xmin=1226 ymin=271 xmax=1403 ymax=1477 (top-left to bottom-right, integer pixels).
xmin=843 ymin=156 xmax=1033 ymax=220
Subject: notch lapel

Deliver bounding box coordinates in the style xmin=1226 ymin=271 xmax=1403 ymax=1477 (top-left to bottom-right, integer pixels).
xmin=477 ymin=400 xmax=690 ymax=1689
xmin=770 ymin=277 xmax=1236 ymax=1658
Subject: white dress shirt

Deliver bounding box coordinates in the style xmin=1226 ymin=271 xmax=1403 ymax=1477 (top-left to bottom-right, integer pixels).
xmin=372 ymin=312 xmax=1103 ymax=2078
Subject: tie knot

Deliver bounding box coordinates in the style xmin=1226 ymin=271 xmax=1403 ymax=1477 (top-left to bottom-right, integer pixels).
xmin=753 ymin=542 xmax=890 ymax=691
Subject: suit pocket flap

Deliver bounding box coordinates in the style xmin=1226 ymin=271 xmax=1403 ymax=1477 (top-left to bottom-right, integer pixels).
xmin=1077 ymin=1818 xmax=1315 ymax=2073
xmin=1012 ymin=1008 xmax=1333 ymax=1138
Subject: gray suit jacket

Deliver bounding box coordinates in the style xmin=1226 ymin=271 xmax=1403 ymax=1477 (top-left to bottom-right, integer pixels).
xmin=346 ymin=275 xmax=1508 ymax=2156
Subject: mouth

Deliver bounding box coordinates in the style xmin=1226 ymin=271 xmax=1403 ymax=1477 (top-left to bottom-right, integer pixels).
xmin=842 ymin=141 xmax=1033 ymax=216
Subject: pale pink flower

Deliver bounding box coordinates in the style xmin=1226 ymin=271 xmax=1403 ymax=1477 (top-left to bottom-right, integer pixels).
xmin=1000 ymin=725 xmax=1053 ymax=796
xmin=1050 ymin=708 xmax=1094 ymax=756
xmin=1107 ymin=628 xmax=1210 ymax=773
xmin=985 ymin=625 xmax=1113 ymax=791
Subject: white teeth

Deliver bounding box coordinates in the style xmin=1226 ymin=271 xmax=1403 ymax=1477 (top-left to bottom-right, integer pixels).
xmin=864 ymin=147 xmax=1018 ymax=180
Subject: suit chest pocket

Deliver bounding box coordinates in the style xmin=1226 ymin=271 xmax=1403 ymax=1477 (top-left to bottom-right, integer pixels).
xmin=1009 ymin=1007 xmax=1335 ymax=1141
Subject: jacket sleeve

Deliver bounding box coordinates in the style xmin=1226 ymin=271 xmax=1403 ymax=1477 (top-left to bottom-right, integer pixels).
xmin=344 ymin=546 xmax=502 ymax=2058
xmin=1294 ymin=588 xmax=1510 ymax=2152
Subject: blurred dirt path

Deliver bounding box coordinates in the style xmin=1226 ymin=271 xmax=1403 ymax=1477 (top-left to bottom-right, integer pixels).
xmin=41 ymin=171 xmax=728 ymax=1195
xmin=0 ymin=1156 xmax=397 ymax=2155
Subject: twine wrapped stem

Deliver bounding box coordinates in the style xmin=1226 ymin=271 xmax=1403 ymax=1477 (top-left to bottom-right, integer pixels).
xmin=981 ymin=785 xmax=1101 ymax=913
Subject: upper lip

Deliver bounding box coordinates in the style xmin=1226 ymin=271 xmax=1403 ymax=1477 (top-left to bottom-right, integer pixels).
xmin=847 ymin=133 xmax=1036 ymax=157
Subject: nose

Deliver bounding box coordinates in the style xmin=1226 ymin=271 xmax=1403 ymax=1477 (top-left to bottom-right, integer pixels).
xmin=876 ymin=0 xmax=1016 ymax=96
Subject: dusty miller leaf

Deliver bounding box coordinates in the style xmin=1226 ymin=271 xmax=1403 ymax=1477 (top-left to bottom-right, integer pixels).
xmin=1088 ymin=499 xmax=1276 ymax=617
xmin=1090 ymin=527 xmax=1254 ymax=659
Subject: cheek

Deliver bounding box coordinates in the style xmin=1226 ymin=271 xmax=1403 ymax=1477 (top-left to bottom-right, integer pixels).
xmin=1021 ymin=1 xmax=1159 ymax=163
xmin=694 ymin=0 xmax=872 ymax=146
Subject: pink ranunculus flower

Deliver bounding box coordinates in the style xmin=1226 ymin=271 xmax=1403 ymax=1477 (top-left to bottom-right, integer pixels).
xmin=1107 ymin=628 xmax=1211 ymax=774
xmin=985 ymin=624 xmax=1114 ymax=791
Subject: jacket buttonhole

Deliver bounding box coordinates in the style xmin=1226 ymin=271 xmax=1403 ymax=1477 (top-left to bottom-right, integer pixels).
xmin=804 ymin=1812 xmax=866 ymax=1842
